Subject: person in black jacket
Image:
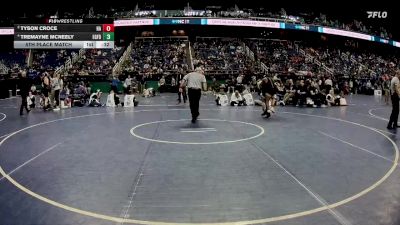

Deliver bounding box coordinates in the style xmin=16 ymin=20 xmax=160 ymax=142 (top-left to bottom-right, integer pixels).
xmin=19 ymin=70 xmax=31 ymax=115
xmin=260 ymin=77 xmax=275 ymax=118
xmin=295 ymin=80 xmax=307 ymax=106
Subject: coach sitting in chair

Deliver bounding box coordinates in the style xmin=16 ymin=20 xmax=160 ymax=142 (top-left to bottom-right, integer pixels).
xmin=230 ymin=90 xmax=246 ymax=106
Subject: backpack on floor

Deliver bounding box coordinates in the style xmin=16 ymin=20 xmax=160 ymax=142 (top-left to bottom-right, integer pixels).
xmin=106 ymin=94 xmax=116 ymax=107
xmin=124 ymin=95 xmax=135 ymax=108
xmin=339 ymin=98 xmax=348 ymax=106
xmin=243 ymin=93 xmax=254 ymax=105
xmin=219 ymin=94 xmax=229 ymax=106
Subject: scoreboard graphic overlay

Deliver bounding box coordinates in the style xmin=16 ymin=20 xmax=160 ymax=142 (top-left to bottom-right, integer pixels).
xmin=14 ymin=19 xmax=114 ymax=49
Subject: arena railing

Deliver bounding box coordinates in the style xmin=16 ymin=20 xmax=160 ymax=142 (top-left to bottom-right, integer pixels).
xmin=113 ymin=17 xmax=399 ymax=49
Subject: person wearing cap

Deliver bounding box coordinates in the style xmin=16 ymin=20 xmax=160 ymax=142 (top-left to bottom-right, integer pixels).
xmin=181 ymin=67 xmax=207 ymax=123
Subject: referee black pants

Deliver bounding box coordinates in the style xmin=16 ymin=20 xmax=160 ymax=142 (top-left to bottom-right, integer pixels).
xmin=20 ymin=94 xmax=29 ymax=115
xmin=188 ymin=88 xmax=201 ymax=119
xmin=388 ymin=93 xmax=399 ymax=128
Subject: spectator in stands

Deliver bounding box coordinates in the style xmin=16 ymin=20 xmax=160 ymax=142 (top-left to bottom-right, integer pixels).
xmin=30 ymin=84 xmax=37 ymax=95
xmin=349 ymin=80 xmax=354 ymax=94
xmin=226 ymin=77 xmax=236 ymax=93
xmin=177 ymin=80 xmax=187 ymax=104
xmin=324 ymin=76 xmax=333 ymax=93
xmin=124 ymin=75 xmax=132 ymax=94
xmin=128 ymin=76 xmax=137 ymax=94
xmin=85 ymin=81 xmax=91 ymax=94
xmin=77 ymin=82 xmax=87 ymax=95
xmin=353 ymin=79 xmax=359 ymax=94
xmin=313 ymin=81 xmax=328 ymax=107
xmin=59 ymin=85 xmax=71 ymax=108
xmin=236 ymin=74 xmax=244 ymax=92
xmin=282 ymin=79 xmax=295 ymax=106
xmin=71 ymin=82 xmax=88 ymax=107
xmin=211 ymin=77 xmax=220 ymax=93
xmin=159 ymin=76 xmax=166 ymax=93
xmin=110 ymin=76 xmax=119 ymax=94
xmin=366 ymin=80 xmax=372 ymax=93
xmin=296 ymin=80 xmax=307 ymax=107
xmin=275 ymin=80 xmax=285 ymax=103
xmin=171 ymin=77 xmax=176 ymax=87
xmin=306 ymin=80 xmax=319 ymax=107
xmin=251 ymin=75 xmax=258 ymax=92
xmin=342 ymin=81 xmax=350 ymax=95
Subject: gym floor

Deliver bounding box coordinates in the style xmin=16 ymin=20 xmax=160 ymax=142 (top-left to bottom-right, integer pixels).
xmin=0 ymin=93 xmax=399 ymax=225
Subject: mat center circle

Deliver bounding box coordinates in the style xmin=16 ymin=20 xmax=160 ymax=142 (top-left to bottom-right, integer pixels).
xmin=130 ymin=119 xmax=265 ymax=144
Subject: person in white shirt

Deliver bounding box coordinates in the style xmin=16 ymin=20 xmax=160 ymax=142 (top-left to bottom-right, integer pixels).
xmin=230 ymin=90 xmax=246 ymax=106
xmin=27 ymin=91 xmax=35 ymax=109
xmin=236 ymin=74 xmax=243 ymax=84
xmin=181 ymin=67 xmax=207 ymax=123
xmin=159 ymin=76 xmax=166 ymax=93
xmin=349 ymin=80 xmax=354 ymax=94
xmin=366 ymin=80 xmax=372 ymax=89
xmin=236 ymin=74 xmax=245 ymax=92
xmin=51 ymin=74 xmax=62 ymax=110
xmin=30 ymin=84 xmax=37 ymax=94
xmin=124 ymin=75 xmax=132 ymax=94
xmin=171 ymin=77 xmax=176 ymax=87
xmin=324 ymin=76 xmax=333 ymax=92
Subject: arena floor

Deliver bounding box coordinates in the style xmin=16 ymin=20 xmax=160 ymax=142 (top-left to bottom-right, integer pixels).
xmin=0 ymin=93 xmax=399 ymax=225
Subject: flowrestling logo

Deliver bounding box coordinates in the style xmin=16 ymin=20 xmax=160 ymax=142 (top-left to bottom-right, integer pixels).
xmin=367 ymin=11 xmax=388 ymax=18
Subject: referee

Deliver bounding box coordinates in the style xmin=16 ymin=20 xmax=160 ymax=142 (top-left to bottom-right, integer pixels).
xmin=387 ymin=70 xmax=400 ymax=129
xmin=181 ymin=67 xmax=207 ymax=123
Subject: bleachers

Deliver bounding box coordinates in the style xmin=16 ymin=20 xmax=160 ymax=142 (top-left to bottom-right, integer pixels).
xmin=0 ymin=50 xmax=27 ymax=70
xmin=71 ymin=47 xmax=125 ymax=75
xmin=124 ymin=39 xmax=189 ymax=76
xmin=245 ymin=40 xmax=321 ymax=76
xmin=193 ymin=38 xmax=248 ymax=74
xmin=32 ymin=50 xmax=72 ymax=70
